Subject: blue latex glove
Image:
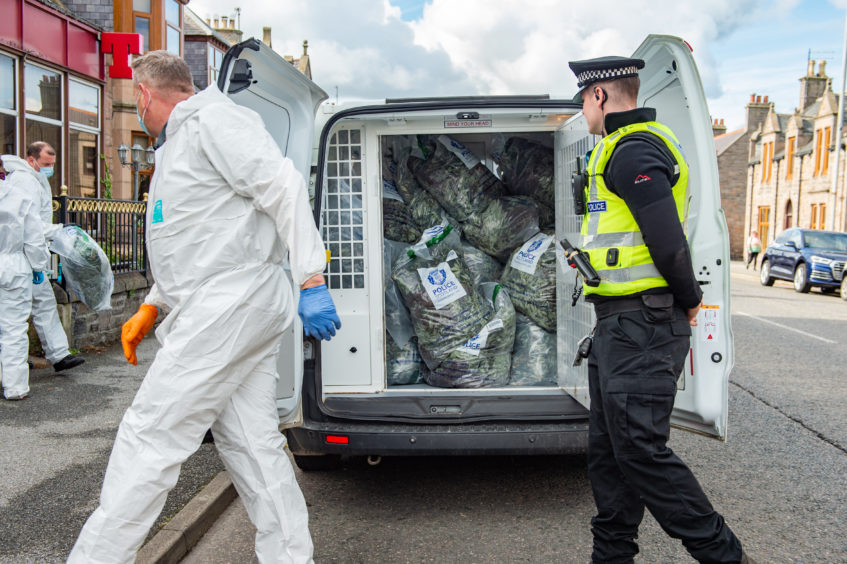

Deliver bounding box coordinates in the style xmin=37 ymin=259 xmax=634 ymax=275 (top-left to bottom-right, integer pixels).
xmin=32 ymin=271 xmax=44 ymax=284
xmin=298 ymin=284 xmax=341 ymax=341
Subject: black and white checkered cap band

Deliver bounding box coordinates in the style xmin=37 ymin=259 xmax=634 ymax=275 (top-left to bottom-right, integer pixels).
xmin=577 ymin=66 xmax=639 ymax=88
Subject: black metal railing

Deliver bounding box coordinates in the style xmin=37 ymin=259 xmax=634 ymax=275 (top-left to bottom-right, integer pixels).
xmin=53 ymin=192 xmax=148 ymax=276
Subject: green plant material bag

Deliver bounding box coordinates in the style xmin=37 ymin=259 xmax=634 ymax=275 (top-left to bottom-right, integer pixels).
xmin=408 ymin=135 xmax=505 ymax=222
xmin=509 ymin=314 xmax=557 ymax=386
xmin=462 ymin=196 xmax=540 ymax=262
xmin=392 ymin=223 xmax=493 ymax=370
xmin=49 ymin=225 xmax=114 ymax=311
xmin=500 ymin=231 xmax=557 ymax=332
xmin=426 ymin=283 xmax=516 ymax=388
xmin=495 ymin=136 xmax=555 ymax=208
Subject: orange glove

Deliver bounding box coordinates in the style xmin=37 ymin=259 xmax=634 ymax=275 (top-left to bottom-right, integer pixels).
xmin=121 ymin=304 xmax=159 ymax=365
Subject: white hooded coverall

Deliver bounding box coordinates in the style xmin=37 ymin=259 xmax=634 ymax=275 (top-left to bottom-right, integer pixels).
xmin=69 ymin=86 xmax=327 ymax=563
xmin=0 ymin=178 xmax=49 ymax=399
xmin=1 ymin=155 xmax=70 ymax=365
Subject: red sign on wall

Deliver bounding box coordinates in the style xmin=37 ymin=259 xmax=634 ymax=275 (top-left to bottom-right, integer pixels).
xmin=101 ymin=32 xmax=143 ymax=79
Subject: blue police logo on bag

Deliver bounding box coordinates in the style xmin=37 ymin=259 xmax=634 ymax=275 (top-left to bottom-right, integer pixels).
xmin=587 ymin=200 xmax=607 ymax=213
xmin=428 ymin=269 xmax=448 ymax=286
xmin=527 ymin=239 xmax=544 ymax=253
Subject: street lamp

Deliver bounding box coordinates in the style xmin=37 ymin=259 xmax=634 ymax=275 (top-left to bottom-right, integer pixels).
xmin=117 ymin=142 xmax=155 ymax=200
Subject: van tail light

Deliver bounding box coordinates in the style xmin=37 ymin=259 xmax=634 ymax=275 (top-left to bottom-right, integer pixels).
xmin=326 ymin=435 xmax=349 ymax=445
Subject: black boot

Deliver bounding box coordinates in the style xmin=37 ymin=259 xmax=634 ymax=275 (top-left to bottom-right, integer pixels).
xmin=54 ymin=354 xmax=85 ymax=372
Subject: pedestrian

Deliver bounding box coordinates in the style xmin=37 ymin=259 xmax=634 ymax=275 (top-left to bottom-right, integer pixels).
xmin=568 ymin=56 xmax=753 ymax=563
xmin=0 ymin=156 xmax=51 ymax=400
xmin=68 ymin=51 xmax=340 ymax=564
xmin=746 ymin=230 xmax=762 ymax=270
xmin=1 ymin=143 xmax=85 ymax=372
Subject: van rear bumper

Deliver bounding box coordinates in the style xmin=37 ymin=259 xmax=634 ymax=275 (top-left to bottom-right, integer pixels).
xmin=285 ymin=419 xmax=589 ymax=457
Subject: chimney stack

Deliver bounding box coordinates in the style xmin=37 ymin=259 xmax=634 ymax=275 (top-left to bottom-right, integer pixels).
xmin=230 ymin=18 xmax=235 ymax=29
xmin=712 ymin=117 xmax=727 ymax=137
xmin=745 ymin=93 xmax=770 ymax=133
xmin=262 ymin=27 xmax=272 ymax=48
xmin=205 ymin=17 xmax=211 ymax=25
xmin=819 ymin=60 xmax=827 ymax=76
xmin=213 ymin=17 xmax=219 ymax=28
xmin=808 ymin=59 xmax=815 ymax=76
xmin=221 ymin=15 xmax=228 ymax=28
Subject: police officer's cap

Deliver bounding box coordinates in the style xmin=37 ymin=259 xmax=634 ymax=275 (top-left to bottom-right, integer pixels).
xmin=568 ymin=56 xmax=645 ymax=101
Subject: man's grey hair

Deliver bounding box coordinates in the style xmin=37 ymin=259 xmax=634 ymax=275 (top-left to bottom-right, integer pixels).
xmin=131 ymin=51 xmax=194 ymax=95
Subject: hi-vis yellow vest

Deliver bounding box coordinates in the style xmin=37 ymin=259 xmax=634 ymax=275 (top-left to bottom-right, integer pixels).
xmin=580 ymin=121 xmax=689 ymax=297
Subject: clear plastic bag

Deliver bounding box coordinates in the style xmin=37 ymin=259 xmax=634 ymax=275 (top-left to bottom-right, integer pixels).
xmin=461 ymin=240 xmax=503 ymax=286
xmin=386 ymin=334 xmax=426 ymax=385
xmin=500 ymin=231 xmax=557 ymax=332
xmin=384 ymin=238 xmax=415 ymax=348
xmin=50 ymin=225 xmax=114 ymax=311
xmin=392 ymin=223 xmax=493 ymax=370
xmin=462 ymin=196 xmax=540 ymax=262
xmin=408 ymin=135 xmax=505 ymax=222
xmin=426 ymin=283 xmax=516 ymax=388
xmin=494 ymin=136 xmax=555 ymax=208
xmin=509 ymin=314 xmax=557 ymax=386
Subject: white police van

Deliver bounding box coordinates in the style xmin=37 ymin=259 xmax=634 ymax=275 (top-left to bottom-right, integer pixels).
xmin=218 ymin=35 xmax=733 ymax=470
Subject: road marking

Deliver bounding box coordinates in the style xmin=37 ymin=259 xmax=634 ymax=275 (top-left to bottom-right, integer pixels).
xmin=735 ymin=311 xmax=837 ymax=344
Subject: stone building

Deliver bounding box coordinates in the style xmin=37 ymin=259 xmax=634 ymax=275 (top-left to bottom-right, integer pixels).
xmin=183 ymin=7 xmax=237 ymax=91
xmin=745 ymin=60 xmax=847 ymax=252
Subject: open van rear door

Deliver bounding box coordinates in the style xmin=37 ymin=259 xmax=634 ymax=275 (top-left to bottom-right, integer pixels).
xmin=218 ymin=39 xmax=328 ymax=423
xmin=556 ymin=35 xmax=732 ymax=440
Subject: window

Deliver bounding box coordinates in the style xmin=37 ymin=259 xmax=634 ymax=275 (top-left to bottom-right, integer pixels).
xmin=25 ymin=62 xmax=63 ymax=194
xmin=68 ymin=79 xmax=100 ymax=198
xmin=814 ymin=129 xmax=823 ymax=176
xmin=786 ymin=136 xmax=795 ymax=179
xmin=0 ymin=52 xmax=17 ymax=154
xmin=322 ymin=128 xmax=365 ymax=290
xmin=757 ymin=206 xmax=771 ymax=248
xmin=135 ymin=16 xmax=150 ymax=52
xmin=208 ymin=45 xmax=224 ymax=86
xmin=784 ymin=199 xmax=793 ymax=229
xmin=822 ymin=126 xmax=832 ymax=175
xmin=166 ymin=0 xmax=182 ymax=56
xmin=820 ymin=203 xmax=826 ymax=231
xmin=761 ymin=141 xmax=774 ymax=182
xmin=811 ymin=204 xmax=818 ymax=229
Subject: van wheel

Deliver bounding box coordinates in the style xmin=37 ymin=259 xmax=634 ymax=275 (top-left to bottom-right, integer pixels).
xmin=293 ymin=454 xmax=342 ymax=471
xmin=760 ymin=260 xmax=774 ymax=286
xmin=793 ymin=263 xmax=811 ymax=293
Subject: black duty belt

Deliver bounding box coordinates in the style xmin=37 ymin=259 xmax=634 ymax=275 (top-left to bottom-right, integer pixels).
xmin=592 ymin=297 xmax=649 ymax=319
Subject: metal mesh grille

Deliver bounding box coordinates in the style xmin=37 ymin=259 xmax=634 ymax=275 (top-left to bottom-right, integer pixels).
xmin=322 ymin=128 xmax=366 ymax=290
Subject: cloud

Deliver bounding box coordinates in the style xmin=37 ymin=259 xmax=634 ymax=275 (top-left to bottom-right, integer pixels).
xmin=189 ymin=0 xmax=477 ymax=100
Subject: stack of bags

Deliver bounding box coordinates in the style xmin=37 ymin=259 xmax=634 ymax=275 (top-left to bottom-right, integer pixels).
xmin=381 ymin=134 xmax=558 ymax=388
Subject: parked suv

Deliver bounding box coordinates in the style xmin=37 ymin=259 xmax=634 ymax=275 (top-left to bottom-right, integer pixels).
xmin=760 ymin=228 xmax=847 ymax=293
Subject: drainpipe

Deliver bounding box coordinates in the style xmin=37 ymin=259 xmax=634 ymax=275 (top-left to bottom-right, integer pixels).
xmin=772 ymin=158 xmax=781 ymax=241
xmin=797 ymin=154 xmax=805 ymax=228
xmin=832 ymin=10 xmax=847 ymax=231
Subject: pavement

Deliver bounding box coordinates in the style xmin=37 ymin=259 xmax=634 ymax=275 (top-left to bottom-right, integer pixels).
xmin=0 ymin=333 xmax=224 ymax=563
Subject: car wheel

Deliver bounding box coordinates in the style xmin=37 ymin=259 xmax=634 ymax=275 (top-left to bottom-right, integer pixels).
xmin=793 ymin=263 xmax=811 ymax=293
xmin=842 ymin=277 xmax=847 ymax=301
xmin=760 ymin=260 xmax=774 ymax=286
xmin=293 ymin=454 xmax=342 ymax=471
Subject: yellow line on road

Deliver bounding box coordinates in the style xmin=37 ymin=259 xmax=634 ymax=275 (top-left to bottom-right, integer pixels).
xmin=735 ymin=311 xmax=837 ymax=344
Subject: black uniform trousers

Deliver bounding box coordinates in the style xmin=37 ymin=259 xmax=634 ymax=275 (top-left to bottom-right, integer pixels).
xmin=587 ymin=303 xmax=742 ymax=563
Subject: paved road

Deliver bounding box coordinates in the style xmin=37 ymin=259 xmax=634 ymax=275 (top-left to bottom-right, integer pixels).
xmin=0 ymin=334 xmax=224 ymax=563
xmin=184 ymin=261 xmax=847 ymax=563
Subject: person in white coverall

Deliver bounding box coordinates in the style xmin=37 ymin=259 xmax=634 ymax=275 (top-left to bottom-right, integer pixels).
xmin=68 ymin=51 xmax=341 ymax=564
xmin=0 ymin=157 xmax=50 ymax=400
xmin=1 ymin=143 xmax=85 ymax=372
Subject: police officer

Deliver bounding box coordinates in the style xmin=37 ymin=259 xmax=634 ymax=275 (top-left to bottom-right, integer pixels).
xmin=568 ymin=56 xmax=753 ymax=563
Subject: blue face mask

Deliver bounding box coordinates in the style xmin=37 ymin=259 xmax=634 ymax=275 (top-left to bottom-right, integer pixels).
xmin=40 ymin=166 xmax=54 ymax=179
xmin=136 ymin=88 xmax=152 ymax=137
